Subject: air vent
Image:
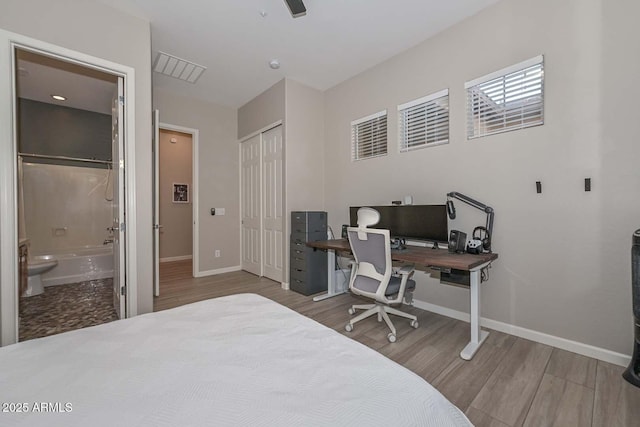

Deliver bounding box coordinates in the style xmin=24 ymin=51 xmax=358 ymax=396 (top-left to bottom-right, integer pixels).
xmin=153 ymin=51 xmax=206 ymax=83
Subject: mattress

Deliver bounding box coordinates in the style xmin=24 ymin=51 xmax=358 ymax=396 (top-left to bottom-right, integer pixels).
xmin=0 ymin=293 xmax=471 ymax=426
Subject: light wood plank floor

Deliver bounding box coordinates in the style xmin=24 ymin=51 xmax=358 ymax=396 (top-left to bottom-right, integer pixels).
xmin=155 ymin=260 xmax=640 ymax=427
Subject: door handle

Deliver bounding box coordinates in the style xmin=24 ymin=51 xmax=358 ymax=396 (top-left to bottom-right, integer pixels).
xmin=153 ymin=224 xmax=164 ymax=230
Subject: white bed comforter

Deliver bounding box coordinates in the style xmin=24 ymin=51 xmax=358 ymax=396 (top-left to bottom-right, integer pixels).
xmin=0 ymin=293 xmax=471 ymax=426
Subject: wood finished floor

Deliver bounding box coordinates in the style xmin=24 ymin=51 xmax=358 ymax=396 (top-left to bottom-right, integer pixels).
xmin=155 ymin=260 xmax=640 ymax=427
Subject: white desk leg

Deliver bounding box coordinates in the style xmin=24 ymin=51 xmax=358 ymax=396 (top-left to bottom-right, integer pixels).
xmin=460 ymin=269 xmax=489 ymax=360
xmin=313 ymin=248 xmax=347 ymax=302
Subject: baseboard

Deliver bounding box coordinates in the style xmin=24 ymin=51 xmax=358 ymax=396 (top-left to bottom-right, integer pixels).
xmin=194 ymin=265 xmax=241 ymax=278
xmin=160 ymin=255 xmax=192 ymax=263
xmin=281 ymin=282 xmax=289 ymax=290
xmin=412 ymin=298 xmax=631 ymax=367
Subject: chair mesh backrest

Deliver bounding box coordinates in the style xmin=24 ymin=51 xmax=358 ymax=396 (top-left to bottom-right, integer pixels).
xmin=347 ymin=230 xmax=388 ymax=275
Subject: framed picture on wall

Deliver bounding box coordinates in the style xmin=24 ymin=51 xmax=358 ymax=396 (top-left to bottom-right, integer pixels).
xmin=172 ymin=183 xmax=189 ymax=203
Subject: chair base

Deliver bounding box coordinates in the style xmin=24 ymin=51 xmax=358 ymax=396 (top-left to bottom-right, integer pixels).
xmin=345 ymin=302 xmax=418 ymax=342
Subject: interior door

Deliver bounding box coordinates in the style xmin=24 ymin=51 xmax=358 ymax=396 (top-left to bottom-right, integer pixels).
xmin=262 ymin=125 xmax=283 ymax=282
xmin=111 ymin=77 xmax=126 ymax=319
xmin=152 ymin=109 xmax=160 ymax=296
xmin=241 ymin=134 xmax=262 ymax=276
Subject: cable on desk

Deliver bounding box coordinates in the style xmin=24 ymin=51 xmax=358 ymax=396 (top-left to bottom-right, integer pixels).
xmin=328 ymin=225 xmax=351 ymax=285
xmin=481 ymin=264 xmax=491 ymax=283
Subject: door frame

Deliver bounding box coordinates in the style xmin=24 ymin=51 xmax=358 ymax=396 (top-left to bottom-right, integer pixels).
xmin=0 ymin=29 xmax=138 ymax=345
xmin=155 ymin=122 xmax=199 ymax=287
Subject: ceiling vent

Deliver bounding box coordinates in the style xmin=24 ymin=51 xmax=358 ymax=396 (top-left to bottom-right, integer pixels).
xmin=153 ymin=51 xmax=206 ymax=83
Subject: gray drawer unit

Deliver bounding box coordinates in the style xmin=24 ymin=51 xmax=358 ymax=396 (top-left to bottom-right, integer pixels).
xmin=290 ymin=211 xmax=328 ymax=296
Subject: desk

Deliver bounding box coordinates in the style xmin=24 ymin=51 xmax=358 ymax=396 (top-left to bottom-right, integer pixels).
xmin=306 ymin=239 xmax=498 ymax=360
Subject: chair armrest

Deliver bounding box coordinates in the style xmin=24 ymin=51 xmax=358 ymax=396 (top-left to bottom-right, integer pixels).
xmin=397 ymin=265 xmax=414 ymax=275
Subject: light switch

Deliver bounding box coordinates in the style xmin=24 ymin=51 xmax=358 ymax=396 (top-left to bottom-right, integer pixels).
xmin=217 ymin=208 xmax=225 ymax=216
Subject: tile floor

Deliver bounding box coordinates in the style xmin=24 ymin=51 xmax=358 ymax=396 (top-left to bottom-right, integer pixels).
xmin=19 ymin=278 xmax=118 ymax=341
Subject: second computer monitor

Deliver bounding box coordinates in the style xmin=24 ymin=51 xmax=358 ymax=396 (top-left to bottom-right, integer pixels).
xmin=349 ymin=205 xmax=448 ymax=244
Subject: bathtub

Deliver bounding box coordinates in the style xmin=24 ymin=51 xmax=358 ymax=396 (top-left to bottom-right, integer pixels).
xmin=34 ymin=245 xmax=114 ymax=287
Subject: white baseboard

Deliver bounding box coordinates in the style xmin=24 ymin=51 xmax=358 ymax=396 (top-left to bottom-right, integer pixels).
xmin=281 ymin=282 xmax=289 ymax=290
xmin=160 ymin=255 xmax=192 ymax=263
xmin=194 ymin=265 xmax=241 ymax=278
xmin=412 ymin=298 xmax=631 ymax=367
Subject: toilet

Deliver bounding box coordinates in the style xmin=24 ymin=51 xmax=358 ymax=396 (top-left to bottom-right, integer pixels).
xmin=24 ymin=258 xmax=58 ymax=297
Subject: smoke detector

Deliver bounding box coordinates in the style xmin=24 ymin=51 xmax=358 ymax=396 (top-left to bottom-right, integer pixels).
xmin=269 ymin=59 xmax=280 ymax=70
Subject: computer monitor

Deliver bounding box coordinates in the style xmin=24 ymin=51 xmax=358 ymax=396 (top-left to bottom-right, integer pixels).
xmin=349 ymin=205 xmax=448 ymax=244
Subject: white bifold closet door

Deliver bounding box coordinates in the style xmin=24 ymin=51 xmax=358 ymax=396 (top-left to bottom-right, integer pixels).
xmin=240 ymin=124 xmax=283 ymax=283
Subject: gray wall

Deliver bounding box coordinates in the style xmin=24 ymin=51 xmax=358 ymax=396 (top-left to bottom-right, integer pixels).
xmin=18 ymin=98 xmax=111 ymax=168
xmin=154 ymin=88 xmax=239 ymax=273
xmin=0 ymin=0 xmax=153 ymax=315
xmin=237 ymin=79 xmax=285 ymax=140
xmin=323 ymin=0 xmax=640 ymax=356
xmin=237 ymin=78 xmax=326 ymax=285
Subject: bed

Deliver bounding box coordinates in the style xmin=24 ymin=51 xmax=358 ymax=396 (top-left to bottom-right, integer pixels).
xmin=0 ymin=293 xmax=471 ymax=426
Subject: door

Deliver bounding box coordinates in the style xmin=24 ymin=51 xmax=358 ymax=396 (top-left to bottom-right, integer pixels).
xmin=152 ymin=110 xmax=160 ymax=296
xmin=111 ymin=77 xmax=126 ymax=318
xmin=241 ymin=134 xmax=262 ymax=276
xmin=262 ymin=125 xmax=283 ymax=282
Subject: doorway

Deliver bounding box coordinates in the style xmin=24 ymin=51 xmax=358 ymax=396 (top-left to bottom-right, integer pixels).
xmin=14 ymin=49 xmax=123 ymax=340
xmin=240 ymin=123 xmax=284 ymax=284
xmin=152 ymin=119 xmax=199 ymax=297
xmin=0 ymin=30 xmax=138 ymax=346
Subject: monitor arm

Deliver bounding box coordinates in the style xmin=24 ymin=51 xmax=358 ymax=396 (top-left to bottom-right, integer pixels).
xmin=446 ymin=191 xmax=494 ymax=252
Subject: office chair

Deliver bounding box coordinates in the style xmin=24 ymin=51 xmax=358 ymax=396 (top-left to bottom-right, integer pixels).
xmin=345 ymin=208 xmax=418 ymax=342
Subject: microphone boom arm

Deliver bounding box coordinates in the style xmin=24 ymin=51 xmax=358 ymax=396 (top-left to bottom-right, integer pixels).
xmin=446 ymin=191 xmax=494 ymax=252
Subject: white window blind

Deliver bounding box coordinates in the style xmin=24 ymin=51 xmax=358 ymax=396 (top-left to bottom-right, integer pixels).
xmin=466 ymin=55 xmax=544 ymax=139
xmin=398 ymin=89 xmax=449 ymax=152
xmin=351 ymin=110 xmax=387 ymax=161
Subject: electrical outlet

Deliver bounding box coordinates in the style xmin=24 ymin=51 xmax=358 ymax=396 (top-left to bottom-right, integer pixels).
xmin=215 ymin=250 xmax=221 ymax=258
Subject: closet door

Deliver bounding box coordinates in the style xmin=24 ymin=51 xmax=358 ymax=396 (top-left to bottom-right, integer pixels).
xmin=262 ymin=125 xmax=283 ymax=283
xmin=241 ymin=134 xmax=262 ymax=276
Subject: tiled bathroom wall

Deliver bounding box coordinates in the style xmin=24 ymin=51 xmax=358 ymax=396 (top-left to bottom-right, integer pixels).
xmin=22 ymin=162 xmax=113 ymax=255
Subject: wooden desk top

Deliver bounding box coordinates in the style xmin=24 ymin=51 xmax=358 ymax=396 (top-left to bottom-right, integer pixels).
xmin=306 ymin=239 xmax=498 ymax=271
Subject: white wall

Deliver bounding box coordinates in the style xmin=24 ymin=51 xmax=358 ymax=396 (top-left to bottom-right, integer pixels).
xmin=22 ymin=163 xmax=112 ymax=254
xmin=0 ymin=0 xmax=153 ymax=316
xmin=154 ymin=88 xmax=239 ymax=273
xmin=323 ymin=0 xmax=640 ymax=356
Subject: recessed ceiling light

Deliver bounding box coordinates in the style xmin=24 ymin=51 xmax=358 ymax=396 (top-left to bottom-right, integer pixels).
xmin=51 ymin=95 xmax=67 ymax=101
xmin=269 ymin=59 xmax=280 ymax=70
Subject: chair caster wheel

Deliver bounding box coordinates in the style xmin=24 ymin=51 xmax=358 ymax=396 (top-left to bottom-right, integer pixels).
xmin=410 ymin=320 xmax=419 ymax=329
xmin=345 ymin=324 xmax=353 ymax=332
xmin=348 ymin=308 xmax=356 ymax=315
xmin=387 ymin=333 xmax=396 ymax=343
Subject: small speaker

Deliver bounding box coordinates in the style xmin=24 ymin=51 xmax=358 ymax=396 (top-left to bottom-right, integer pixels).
xmin=448 ymin=230 xmax=467 ymax=254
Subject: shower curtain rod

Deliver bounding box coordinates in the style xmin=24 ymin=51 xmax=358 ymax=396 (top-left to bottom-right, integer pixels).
xmin=18 ymin=153 xmax=112 ymax=165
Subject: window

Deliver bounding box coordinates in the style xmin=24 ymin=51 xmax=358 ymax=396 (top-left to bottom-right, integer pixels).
xmin=351 ymin=110 xmax=387 ymax=161
xmin=398 ymin=89 xmax=449 ymax=152
xmin=466 ymin=55 xmax=544 ymax=139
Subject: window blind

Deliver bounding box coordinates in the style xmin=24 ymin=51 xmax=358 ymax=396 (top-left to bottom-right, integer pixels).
xmin=351 ymin=110 xmax=387 ymax=161
xmin=398 ymin=89 xmax=449 ymax=152
xmin=466 ymin=56 xmax=544 ymax=139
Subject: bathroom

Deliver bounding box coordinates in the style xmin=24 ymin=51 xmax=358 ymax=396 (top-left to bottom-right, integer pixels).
xmin=16 ymin=49 xmax=120 ymax=341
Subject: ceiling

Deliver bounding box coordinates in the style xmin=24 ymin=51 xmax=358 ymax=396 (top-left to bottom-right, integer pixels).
xmin=100 ymin=0 xmax=499 ymax=108
xmin=15 ymin=1 xmax=499 ymax=112
xmin=16 ymin=50 xmax=117 ymax=115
